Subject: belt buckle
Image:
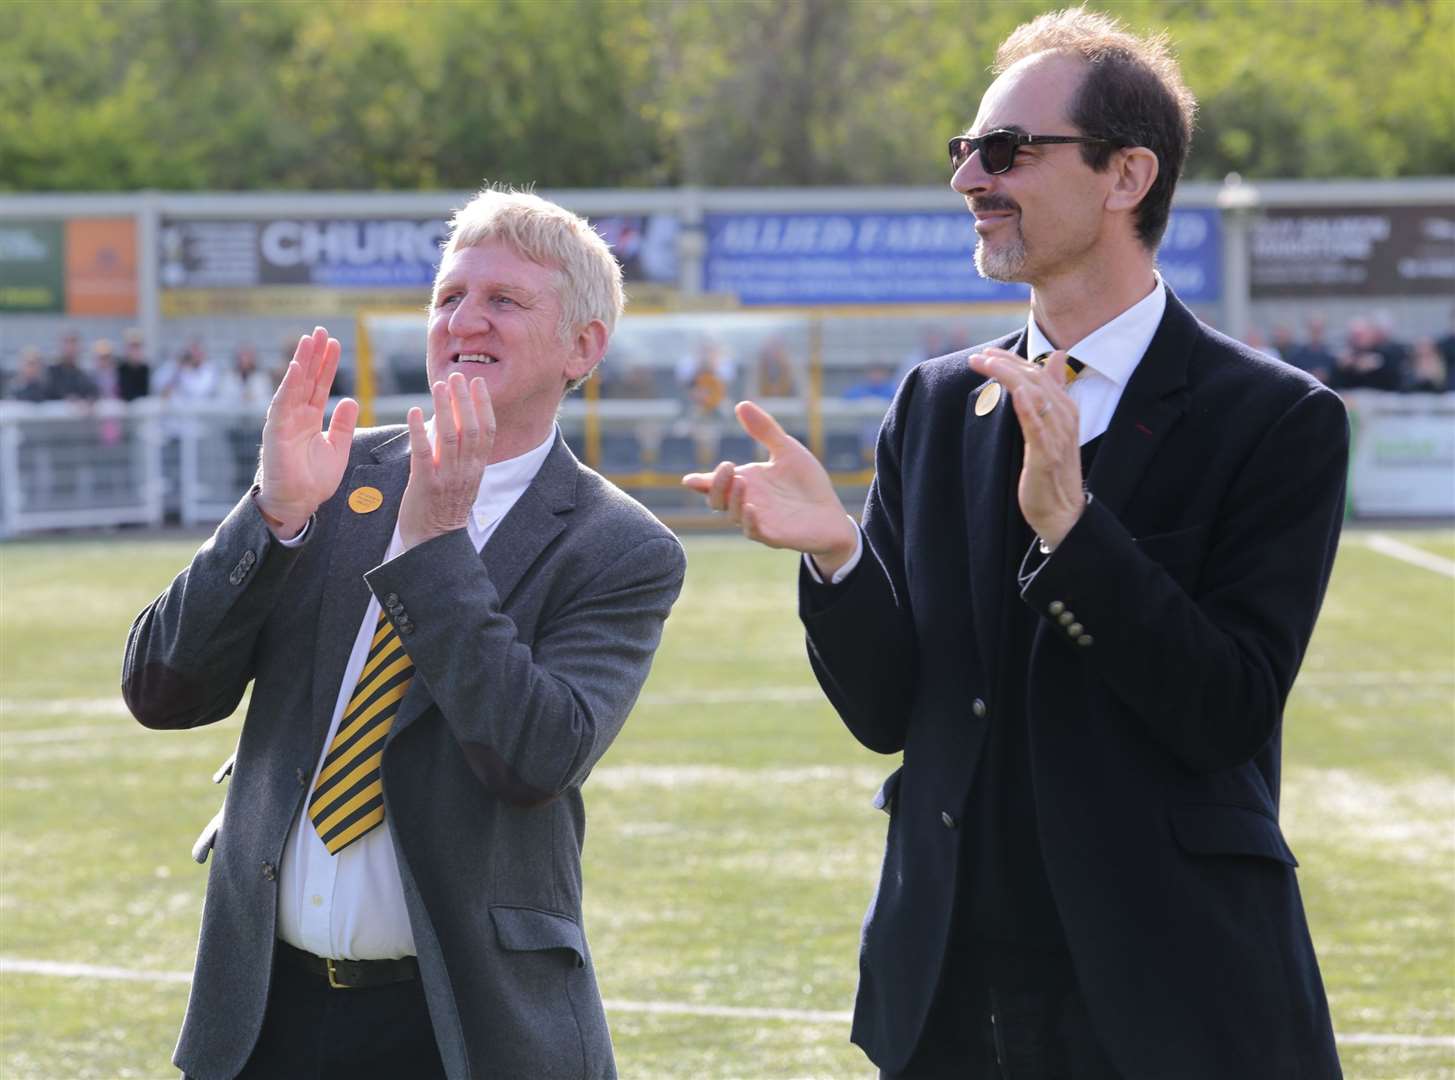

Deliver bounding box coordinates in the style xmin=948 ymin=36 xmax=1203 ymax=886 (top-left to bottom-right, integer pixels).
xmin=325 ymin=957 xmax=350 ymax=990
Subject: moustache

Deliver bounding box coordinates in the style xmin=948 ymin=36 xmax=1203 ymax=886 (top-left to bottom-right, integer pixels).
xmin=970 ymin=197 xmax=1020 ymax=215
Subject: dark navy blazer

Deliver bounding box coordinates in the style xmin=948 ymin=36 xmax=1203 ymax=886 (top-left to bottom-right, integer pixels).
xmin=801 ymin=289 xmax=1345 ymax=1078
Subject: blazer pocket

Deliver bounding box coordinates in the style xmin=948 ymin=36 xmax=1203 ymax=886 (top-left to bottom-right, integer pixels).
xmin=1169 ymin=803 xmax=1298 ymax=867
xmin=872 ymin=765 xmax=904 ymax=815
xmin=490 ymin=905 xmax=586 ymax=967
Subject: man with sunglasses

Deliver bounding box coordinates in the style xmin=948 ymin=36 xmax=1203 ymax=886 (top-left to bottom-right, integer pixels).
xmin=686 ymin=8 xmax=1344 ymax=1079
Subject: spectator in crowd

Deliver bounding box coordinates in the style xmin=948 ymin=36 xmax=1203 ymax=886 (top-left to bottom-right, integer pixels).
xmin=1406 ymin=337 xmax=1450 ymax=393
xmin=91 ymin=339 xmax=122 ymax=401
xmin=842 ymin=363 xmax=899 ymax=401
xmin=158 ymin=339 xmax=219 ymax=402
xmin=90 ymin=339 xmax=126 ymax=446
xmin=8 ymin=347 xmax=50 ymax=402
xmin=217 ymin=343 xmax=275 ymax=406
xmin=1333 ymin=316 xmax=1404 ymax=392
xmin=676 ymin=338 xmax=737 ymax=398
xmin=1284 ymin=314 xmax=1336 ymax=384
xmin=43 ymin=332 xmax=100 ymax=401
xmin=1269 ymin=324 xmax=1297 ymax=364
xmin=117 ymin=328 xmax=152 ymax=401
xmin=754 ymin=338 xmax=799 ymax=397
xmin=1435 ymin=306 xmax=1455 ymax=375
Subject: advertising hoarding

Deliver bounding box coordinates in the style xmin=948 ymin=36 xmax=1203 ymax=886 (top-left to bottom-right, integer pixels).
xmin=704 ymin=207 xmax=1221 ymax=306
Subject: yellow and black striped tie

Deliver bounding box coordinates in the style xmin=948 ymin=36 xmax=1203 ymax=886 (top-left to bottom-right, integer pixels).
xmin=308 ymin=610 xmax=414 ymax=855
xmin=1033 ymin=351 xmax=1087 ymax=386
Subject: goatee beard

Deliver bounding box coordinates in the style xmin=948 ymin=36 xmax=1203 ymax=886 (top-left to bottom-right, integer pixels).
xmin=974 ymin=234 xmax=1028 ymax=282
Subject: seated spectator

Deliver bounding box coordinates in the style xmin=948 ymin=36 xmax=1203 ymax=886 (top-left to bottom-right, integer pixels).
xmin=216 ymin=343 xmax=274 ymax=406
xmin=1333 ymin=317 xmax=1403 ymax=392
xmin=157 ymin=339 xmax=218 ymax=402
xmin=8 ymin=347 xmax=49 ymax=402
xmin=687 ymin=356 xmax=729 ymax=418
xmin=843 ymin=363 xmax=899 ymax=401
xmin=754 ymin=339 xmax=798 ymax=397
xmin=43 ymin=333 xmax=100 ymax=401
xmin=1285 ymin=315 xmax=1336 ymax=384
xmin=1406 ymin=338 xmax=1450 ymax=393
xmin=118 ymin=328 xmax=151 ymax=401
xmin=672 ymin=340 xmax=733 ymax=407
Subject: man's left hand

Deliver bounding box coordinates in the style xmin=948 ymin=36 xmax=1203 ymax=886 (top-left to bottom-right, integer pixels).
xmin=968 ymin=347 xmax=1085 ymax=549
xmin=399 ymin=372 xmax=495 ymax=550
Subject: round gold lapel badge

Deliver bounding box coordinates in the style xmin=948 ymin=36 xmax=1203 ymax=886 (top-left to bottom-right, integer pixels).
xmin=974 ymin=381 xmax=1002 ymax=416
xmin=348 ymin=486 xmax=385 ymax=514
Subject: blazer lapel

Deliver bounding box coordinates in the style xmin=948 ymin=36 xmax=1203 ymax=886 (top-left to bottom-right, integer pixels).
xmin=311 ymin=431 xmax=410 ymax=730
xmin=478 ymin=433 xmax=575 ymax=607
xmin=1085 ymin=287 xmax=1195 ymax=516
xmin=387 ymin=431 xmax=577 ymax=741
xmin=962 ymin=330 xmax=1026 ymax=681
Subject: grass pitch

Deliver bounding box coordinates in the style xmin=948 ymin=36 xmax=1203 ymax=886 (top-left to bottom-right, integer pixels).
xmin=1 ymin=530 xmax=1452 ymax=1079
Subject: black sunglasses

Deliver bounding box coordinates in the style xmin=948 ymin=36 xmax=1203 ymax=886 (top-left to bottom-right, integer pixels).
xmin=948 ymin=130 xmax=1113 ymax=175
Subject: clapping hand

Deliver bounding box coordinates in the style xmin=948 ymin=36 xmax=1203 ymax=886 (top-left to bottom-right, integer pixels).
xmin=256 ymin=327 xmax=359 ymax=539
xmin=398 ymin=372 xmax=496 ymax=550
xmin=682 ymin=401 xmax=859 ymax=577
xmin=968 ymin=347 xmax=1085 ymax=548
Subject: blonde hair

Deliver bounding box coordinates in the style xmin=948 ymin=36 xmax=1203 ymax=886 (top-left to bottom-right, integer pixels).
xmin=439 ymin=185 xmax=626 ymax=389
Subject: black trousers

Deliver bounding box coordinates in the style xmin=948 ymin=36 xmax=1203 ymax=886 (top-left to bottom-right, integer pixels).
xmin=213 ymin=948 xmax=447 ymax=1080
xmin=881 ymin=943 xmax=1121 ymax=1080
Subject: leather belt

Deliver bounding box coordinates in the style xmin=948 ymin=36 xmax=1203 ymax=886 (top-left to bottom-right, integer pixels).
xmin=278 ymin=940 xmax=419 ymax=990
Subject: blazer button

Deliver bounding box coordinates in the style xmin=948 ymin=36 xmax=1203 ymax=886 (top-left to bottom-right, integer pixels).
xmin=1067 ymin=622 xmax=1084 ymax=637
xmin=400 ymin=620 xmax=416 ymax=635
xmin=384 ymin=593 xmax=400 ymax=608
xmin=242 ymin=550 xmax=256 ymax=567
xmin=941 ymin=811 xmax=957 ymax=829
xmin=971 ymin=698 xmax=988 ymax=719
xmin=1057 ymin=611 xmax=1075 ymax=626
xmin=1047 ymin=600 xmax=1065 ymax=616
xmin=261 ymin=862 xmax=276 ymax=881
xmin=1077 ymin=634 xmax=1094 ymax=647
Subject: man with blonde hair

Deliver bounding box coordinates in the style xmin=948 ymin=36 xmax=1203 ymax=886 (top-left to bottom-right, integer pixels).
xmin=126 ymin=186 xmax=685 ymax=1079
xmin=688 ymin=8 xmax=1343 ymax=1078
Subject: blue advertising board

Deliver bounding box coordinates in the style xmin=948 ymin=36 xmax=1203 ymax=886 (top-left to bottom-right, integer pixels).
xmin=704 ymin=207 xmax=1220 ymax=306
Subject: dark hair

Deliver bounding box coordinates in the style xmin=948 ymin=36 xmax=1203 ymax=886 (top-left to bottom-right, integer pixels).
xmin=995 ymin=7 xmax=1196 ymax=249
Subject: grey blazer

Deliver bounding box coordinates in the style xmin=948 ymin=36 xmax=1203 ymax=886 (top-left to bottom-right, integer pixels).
xmin=123 ymin=427 xmax=687 ymax=1080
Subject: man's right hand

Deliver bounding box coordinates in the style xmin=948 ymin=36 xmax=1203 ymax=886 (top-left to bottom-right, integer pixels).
xmin=254 ymin=327 xmax=359 ymax=539
xmin=682 ymin=401 xmax=859 ymax=577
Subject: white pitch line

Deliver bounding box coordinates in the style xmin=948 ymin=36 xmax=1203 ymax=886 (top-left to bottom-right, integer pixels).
xmin=1 ymin=958 xmax=1451 ymax=1047
xmin=0 ymin=698 xmax=131 ymax=718
xmin=1362 ymin=534 xmax=1455 ymax=579
xmin=1 ymin=957 xmax=190 ymax=985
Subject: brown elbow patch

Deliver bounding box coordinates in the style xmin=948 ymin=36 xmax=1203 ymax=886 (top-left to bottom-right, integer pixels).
xmin=459 ymin=742 xmax=555 ymax=808
xmin=124 ymin=663 xmax=213 ymax=729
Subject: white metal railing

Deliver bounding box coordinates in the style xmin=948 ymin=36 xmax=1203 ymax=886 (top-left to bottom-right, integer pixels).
xmin=0 ymin=390 xmax=1450 ymax=537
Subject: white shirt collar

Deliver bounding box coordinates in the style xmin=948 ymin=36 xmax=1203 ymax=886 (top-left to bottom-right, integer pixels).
xmin=1026 ymin=271 xmax=1166 ymax=387
xmin=423 ymin=421 xmax=556 ymax=532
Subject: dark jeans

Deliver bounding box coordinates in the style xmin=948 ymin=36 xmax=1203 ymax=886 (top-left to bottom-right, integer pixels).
xmin=882 ymin=944 xmax=1121 ymax=1080
xmin=202 ymin=947 xmax=446 ymax=1080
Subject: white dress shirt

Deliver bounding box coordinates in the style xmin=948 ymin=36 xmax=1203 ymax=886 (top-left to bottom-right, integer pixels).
xmin=276 ymin=426 xmax=556 ymax=960
xmin=809 ymin=274 xmax=1166 ymax=584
